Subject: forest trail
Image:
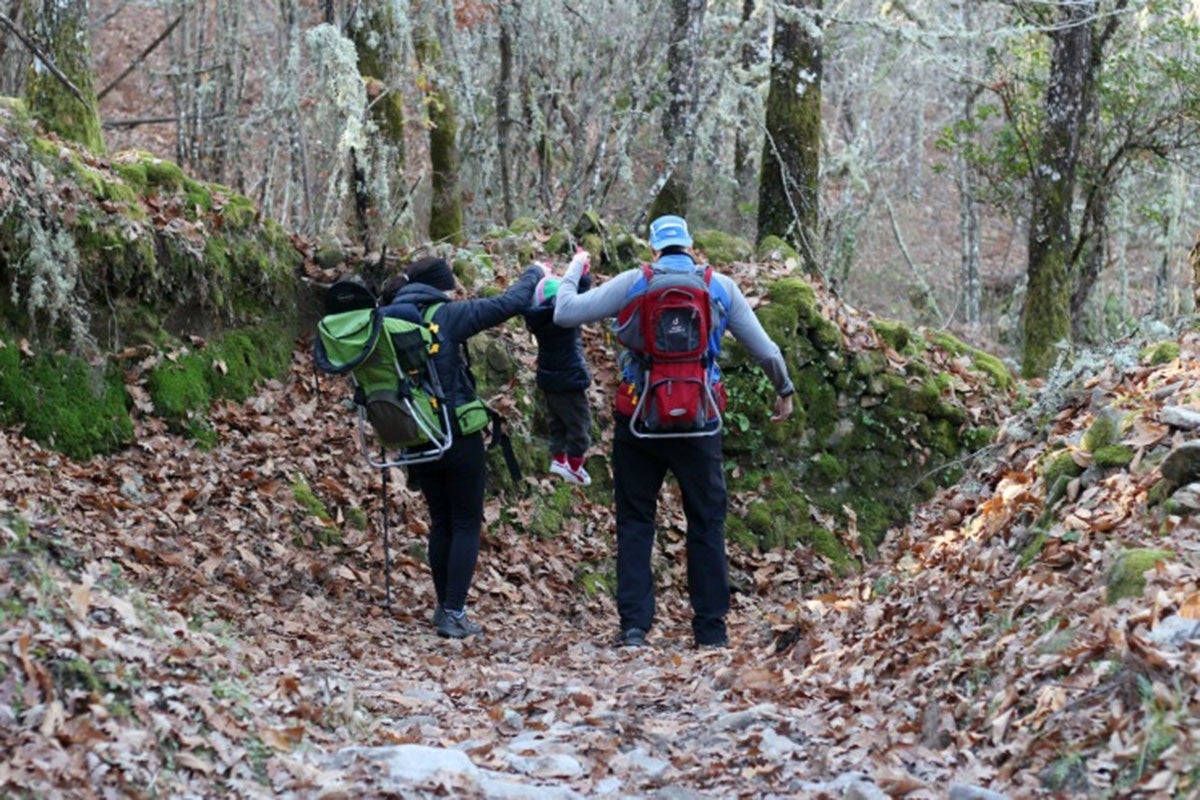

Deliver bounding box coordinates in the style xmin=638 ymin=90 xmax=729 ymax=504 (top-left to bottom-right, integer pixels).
xmin=3 ymin=331 xmax=1200 ymax=799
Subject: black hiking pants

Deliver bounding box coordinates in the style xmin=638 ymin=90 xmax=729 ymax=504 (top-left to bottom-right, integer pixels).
xmin=611 ymin=419 xmax=729 ymax=645
xmin=544 ymin=389 xmax=591 ymax=459
xmin=408 ymin=431 xmax=486 ymax=613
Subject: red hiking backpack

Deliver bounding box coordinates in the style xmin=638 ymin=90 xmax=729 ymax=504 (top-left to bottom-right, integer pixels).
xmin=613 ymin=263 xmax=725 ymax=437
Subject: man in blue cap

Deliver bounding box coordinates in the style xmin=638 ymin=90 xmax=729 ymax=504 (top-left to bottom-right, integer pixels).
xmin=553 ymin=215 xmax=795 ymax=649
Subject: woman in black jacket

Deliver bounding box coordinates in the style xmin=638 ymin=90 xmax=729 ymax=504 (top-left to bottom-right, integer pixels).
xmin=379 ymin=256 xmax=545 ymax=638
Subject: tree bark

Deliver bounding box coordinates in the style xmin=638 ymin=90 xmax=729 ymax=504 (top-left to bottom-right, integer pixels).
xmin=648 ymin=0 xmax=705 ymax=221
xmin=732 ymin=0 xmax=758 ymax=228
xmin=414 ymin=17 xmax=463 ymax=245
xmin=21 ymin=0 xmax=104 ymax=153
xmin=1020 ymin=1 xmax=1093 ymax=377
xmin=495 ymin=1 xmax=516 ymax=226
xmin=756 ymin=0 xmax=821 ymax=273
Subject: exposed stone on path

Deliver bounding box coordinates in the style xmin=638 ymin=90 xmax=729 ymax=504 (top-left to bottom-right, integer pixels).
xmin=1148 ymin=614 xmax=1200 ymax=649
xmin=1161 ymin=440 xmax=1200 ymax=485
xmin=1160 ymin=404 xmax=1200 ymax=431
xmin=949 ymin=783 xmax=1011 ymax=800
xmin=311 ymin=744 xmax=588 ymax=800
xmin=1171 ymin=482 xmax=1200 ymax=511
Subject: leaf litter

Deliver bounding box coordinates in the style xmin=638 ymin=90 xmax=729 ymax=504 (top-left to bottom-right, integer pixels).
xmin=1 ymin=317 xmax=1199 ymax=798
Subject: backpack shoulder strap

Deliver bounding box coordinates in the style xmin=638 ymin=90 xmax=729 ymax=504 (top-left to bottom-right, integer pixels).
xmin=422 ymin=302 xmax=444 ymax=324
xmin=422 ymin=302 xmax=445 ymax=355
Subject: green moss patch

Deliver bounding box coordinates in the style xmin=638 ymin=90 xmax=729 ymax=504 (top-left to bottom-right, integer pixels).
xmin=693 ymin=229 xmax=752 ymax=265
xmin=1082 ymin=412 xmax=1121 ymax=452
xmin=146 ymin=325 xmax=294 ymax=441
xmin=1140 ymin=341 xmax=1180 ymax=366
xmin=1092 ymin=444 xmax=1134 ymax=469
xmin=0 ymin=341 xmax=133 ymax=459
xmin=1106 ymin=548 xmax=1175 ymax=604
xmin=870 ymin=319 xmax=913 ymax=353
xmin=930 ymin=330 xmax=1013 ymax=391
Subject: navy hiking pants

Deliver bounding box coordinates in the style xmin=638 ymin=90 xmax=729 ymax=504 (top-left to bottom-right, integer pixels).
xmin=611 ymin=420 xmax=729 ymax=645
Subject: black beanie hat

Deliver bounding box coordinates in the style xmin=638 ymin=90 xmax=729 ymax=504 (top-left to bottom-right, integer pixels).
xmin=405 ymin=256 xmax=455 ymax=291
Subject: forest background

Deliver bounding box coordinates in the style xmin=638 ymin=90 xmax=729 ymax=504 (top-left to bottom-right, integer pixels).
xmin=4 ymin=1 xmax=1200 ymax=797
xmin=5 ymin=0 xmax=1199 ymax=369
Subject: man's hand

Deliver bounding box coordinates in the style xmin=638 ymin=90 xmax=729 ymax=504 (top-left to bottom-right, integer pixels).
xmin=770 ymin=393 xmax=794 ymax=423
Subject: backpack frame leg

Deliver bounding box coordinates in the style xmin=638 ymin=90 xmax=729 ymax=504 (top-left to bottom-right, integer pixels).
xmin=380 ymin=459 xmax=393 ymax=609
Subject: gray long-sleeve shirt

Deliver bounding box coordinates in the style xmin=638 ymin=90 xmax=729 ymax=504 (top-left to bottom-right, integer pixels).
xmin=553 ymin=255 xmax=795 ymax=397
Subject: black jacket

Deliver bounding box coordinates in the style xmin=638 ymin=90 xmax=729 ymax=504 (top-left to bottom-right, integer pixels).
xmin=522 ymin=273 xmax=591 ymax=393
xmin=379 ymin=264 xmax=542 ymax=413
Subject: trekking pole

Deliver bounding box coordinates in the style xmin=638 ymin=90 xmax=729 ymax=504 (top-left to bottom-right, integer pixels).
xmin=380 ymin=460 xmax=393 ymax=609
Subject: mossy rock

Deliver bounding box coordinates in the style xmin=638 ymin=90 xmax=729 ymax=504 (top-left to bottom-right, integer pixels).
xmin=544 ymin=229 xmax=572 ymax=255
xmin=753 ymin=303 xmax=801 ymax=350
xmin=526 ymin=484 xmax=575 ymax=538
xmin=575 ymin=558 xmax=616 ymax=598
xmin=1082 ymin=410 xmax=1122 ymax=452
xmin=290 ymin=474 xmax=344 ymax=546
xmin=767 ymin=278 xmax=819 ymax=324
xmin=870 ymin=319 xmax=913 ymax=353
xmin=1042 ymin=450 xmax=1084 ymax=488
xmin=0 ymin=341 xmax=133 ymax=459
xmin=756 ymin=235 xmax=798 ymax=263
xmin=509 ymin=217 xmax=540 ymax=235
xmin=693 ymin=229 xmax=752 ymax=265
xmin=852 ymin=349 xmax=889 ymax=380
xmin=610 ymin=230 xmax=647 ymax=269
xmin=314 ymin=236 xmax=346 ymax=270
xmin=1106 ymin=548 xmax=1175 ymax=604
xmin=809 ymin=452 xmax=847 ymax=484
xmin=1140 ymin=341 xmax=1180 ymax=366
xmin=571 ymin=210 xmax=605 ymax=238
xmin=142 ymin=156 xmax=186 ymax=190
xmin=452 ymin=252 xmax=495 ymax=289
xmin=929 ymin=330 xmax=1013 ymax=391
xmin=1092 ymin=444 xmax=1134 ymax=469
xmin=148 ymin=351 xmax=212 ymax=424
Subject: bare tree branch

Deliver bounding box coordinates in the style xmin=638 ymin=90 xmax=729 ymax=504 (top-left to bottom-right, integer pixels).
xmin=97 ymin=12 xmax=185 ymax=101
xmin=0 ymin=11 xmax=86 ymax=105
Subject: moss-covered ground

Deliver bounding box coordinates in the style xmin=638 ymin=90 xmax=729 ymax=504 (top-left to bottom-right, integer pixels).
xmin=1 ymin=96 xmax=302 ymax=455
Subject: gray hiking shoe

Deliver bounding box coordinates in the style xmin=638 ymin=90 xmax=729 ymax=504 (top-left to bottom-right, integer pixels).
xmin=616 ymin=627 xmax=647 ymax=648
xmin=431 ymin=605 xmax=447 ymax=628
xmin=437 ymin=608 xmax=482 ymax=639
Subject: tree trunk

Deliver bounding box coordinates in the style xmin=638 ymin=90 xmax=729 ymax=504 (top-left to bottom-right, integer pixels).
xmin=350 ymin=1 xmax=408 ymax=251
xmin=1191 ymin=235 xmax=1200 ymax=316
xmin=495 ymin=0 xmax=516 ymax=226
xmin=414 ymin=19 xmax=463 ymax=245
xmin=22 ymin=0 xmax=104 ymax=153
xmin=756 ymin=0 xmax=821 ymax=273
xmin=1020 ymin=1 xmax=1093 ymax=378
xmin=351 ymin=4 xmax=406 ymax=165
xmin=648 ymin=0 xmax=705 ymax=221
xmin=732 ymin=0 xmax=759 ymax=229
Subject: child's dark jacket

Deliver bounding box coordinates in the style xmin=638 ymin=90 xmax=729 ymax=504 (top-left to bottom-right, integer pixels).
xmin=522 ymin=273 xmax=592 ymax=393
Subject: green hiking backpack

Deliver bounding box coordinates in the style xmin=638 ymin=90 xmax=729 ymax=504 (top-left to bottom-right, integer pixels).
xmin=314 ymin=299 xmax=453 ymax=467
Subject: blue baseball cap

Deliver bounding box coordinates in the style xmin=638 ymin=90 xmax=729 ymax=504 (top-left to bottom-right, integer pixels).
xmin=648 ymin=215 xmax=693 ymax=250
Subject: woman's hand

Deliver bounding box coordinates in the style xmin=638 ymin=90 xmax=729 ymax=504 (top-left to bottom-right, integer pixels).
xmin=571 ymin=249 xmax=590 ymax=276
